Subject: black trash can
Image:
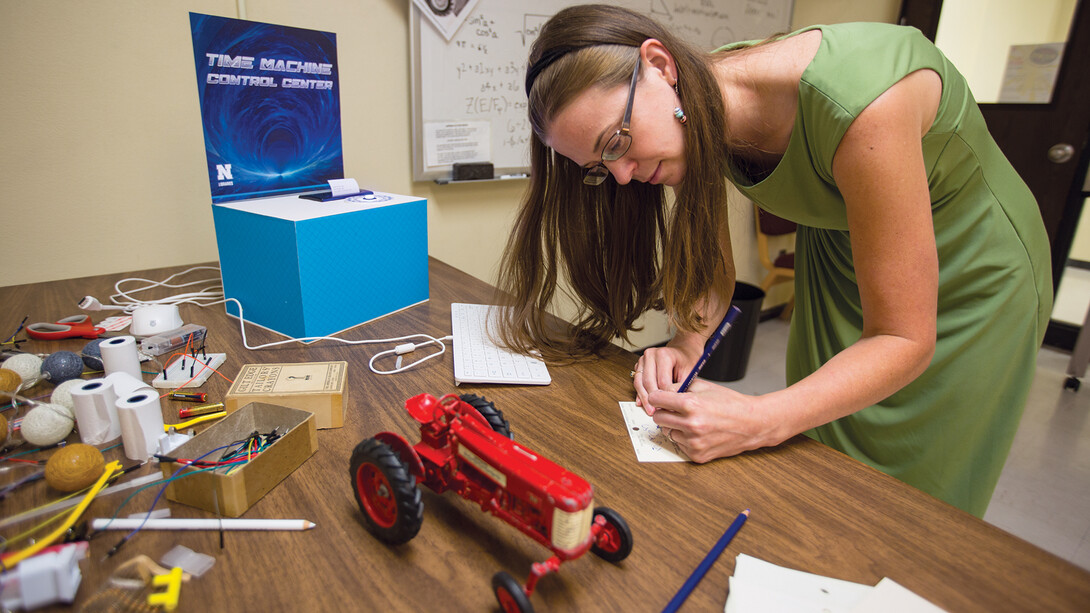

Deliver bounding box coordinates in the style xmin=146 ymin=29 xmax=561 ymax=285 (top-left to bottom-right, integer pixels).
xmin=702 ymin=282 xmax=765 ymax=382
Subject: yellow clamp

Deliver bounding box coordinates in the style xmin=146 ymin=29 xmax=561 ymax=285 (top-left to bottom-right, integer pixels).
xmin=148 ymin=566 xmax=184 ymax=611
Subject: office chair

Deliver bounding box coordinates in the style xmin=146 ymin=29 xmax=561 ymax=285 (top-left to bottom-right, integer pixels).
xmin=754 ymin=204 xmax=796 ymax=319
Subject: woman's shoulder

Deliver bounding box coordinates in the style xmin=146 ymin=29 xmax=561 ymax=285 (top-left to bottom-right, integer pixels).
xmin=799 ymin=22 xmax=947 ymax=110
xmin=716 ymin=22 xmax=924 ymax=53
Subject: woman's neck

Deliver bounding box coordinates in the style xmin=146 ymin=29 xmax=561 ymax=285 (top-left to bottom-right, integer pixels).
xmin=713 ymin=30 xmax=822 ymax=158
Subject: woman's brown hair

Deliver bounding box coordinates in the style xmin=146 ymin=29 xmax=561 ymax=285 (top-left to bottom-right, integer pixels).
xmin=494 ymin=4 xmax=735 ymax=361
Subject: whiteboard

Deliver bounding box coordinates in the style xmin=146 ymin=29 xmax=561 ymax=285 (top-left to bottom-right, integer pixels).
xmin=410 ymin=0 xmax=795 ymax=182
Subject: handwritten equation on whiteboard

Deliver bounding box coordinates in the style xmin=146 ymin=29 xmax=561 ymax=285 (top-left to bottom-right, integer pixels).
xmin=618 ymin=401 xmax=689 ymax=463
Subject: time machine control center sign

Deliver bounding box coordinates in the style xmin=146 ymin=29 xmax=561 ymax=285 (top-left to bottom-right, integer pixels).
xmin=190 ymin=13 xmax=343 ymax=203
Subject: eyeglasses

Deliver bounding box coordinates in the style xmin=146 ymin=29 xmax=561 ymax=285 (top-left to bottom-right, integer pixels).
xmin=583 ymin=59 xmax=641 ymax=186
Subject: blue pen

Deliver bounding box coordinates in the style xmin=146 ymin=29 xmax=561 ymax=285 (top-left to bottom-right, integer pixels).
xmin=676 ymin=305 xmax=742 ymax=392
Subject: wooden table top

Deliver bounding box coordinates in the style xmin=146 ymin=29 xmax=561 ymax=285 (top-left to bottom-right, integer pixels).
xmin=2 ymin=259 xmax=1088 ymax=612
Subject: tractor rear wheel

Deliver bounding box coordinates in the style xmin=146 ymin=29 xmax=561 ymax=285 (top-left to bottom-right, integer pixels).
xmin=460 ymin=393 xmax=512 ymax=438
xmin=349 ymin=438 xmax=423 ymax=544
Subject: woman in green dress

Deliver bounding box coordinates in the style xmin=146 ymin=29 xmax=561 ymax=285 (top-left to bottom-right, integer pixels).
xmin=496 ymin=4 xmax=1051 ymax=517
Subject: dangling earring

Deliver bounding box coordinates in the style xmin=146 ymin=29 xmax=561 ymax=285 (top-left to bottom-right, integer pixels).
xmin=673 ymin=82 xmax=687 ymax=124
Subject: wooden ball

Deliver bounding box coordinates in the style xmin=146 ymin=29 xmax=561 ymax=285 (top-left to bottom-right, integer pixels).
xmin=45 ymin=443 xmax=105 ymax=492
xmin=0 ymin=368 xmax=20 ymax=393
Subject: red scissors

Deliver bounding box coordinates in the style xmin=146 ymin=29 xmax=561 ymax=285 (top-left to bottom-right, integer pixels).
xmin=26 ymin=315 xmax=106 ymax=340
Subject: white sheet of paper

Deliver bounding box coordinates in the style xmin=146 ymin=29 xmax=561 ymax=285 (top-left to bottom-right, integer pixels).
xmin=328 ymin=178 xmax=360 ymax=197
xmin=423 ymin=121 xmax=490 ymax=168
xmin=618 ymin=401 xmax=687 ymax=462
xmin=725 ymin=553 xmax=873 ymax=613
xmin=848 ymin=577 xmax=948 ymax=613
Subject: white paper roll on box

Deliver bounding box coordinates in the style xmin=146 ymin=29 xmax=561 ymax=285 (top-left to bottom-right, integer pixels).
xmin=70 ymin=378 xmax=122 ymax=445
xmin=116 ymin=390 xmax=165 ymax=460
xmin=99 ymin=336 xmax=143 ymax=380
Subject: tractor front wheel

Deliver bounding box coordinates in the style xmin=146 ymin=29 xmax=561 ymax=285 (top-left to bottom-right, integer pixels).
xmin=349 ymin=438 xmax=424 ymax=545
xmin=492 ymin=571 xmax=534 ymax=613
xmin=591 ymin=506 xmax=634 ymax=563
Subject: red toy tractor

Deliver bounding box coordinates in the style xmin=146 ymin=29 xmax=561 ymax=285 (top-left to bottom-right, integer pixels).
xmin=350 ymin=393 xmax=633 ymax=612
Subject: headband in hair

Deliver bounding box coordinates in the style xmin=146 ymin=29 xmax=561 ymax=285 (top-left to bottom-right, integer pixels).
xmin=525 ymin=45 xmax=593 ymax=96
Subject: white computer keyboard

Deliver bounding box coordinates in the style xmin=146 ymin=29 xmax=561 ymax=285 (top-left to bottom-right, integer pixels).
xmin=450 ymin=303 xmax=551 ymax=386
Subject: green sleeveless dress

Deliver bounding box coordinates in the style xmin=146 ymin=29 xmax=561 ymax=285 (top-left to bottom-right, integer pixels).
xmin=721 ymin=23 xmax=1052 ymax=517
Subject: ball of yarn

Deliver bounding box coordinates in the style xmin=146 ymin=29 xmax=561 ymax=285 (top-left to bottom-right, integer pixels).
xmin=45 ymin=443 xmax=105 ymax=492
xmin=20 ymin=403 xmax=75 ymax=446
xmin=1 ymin=354 xmax=43 ymax=389
xmin=0 ymin=368 xmax=20 ymax=394
xmin=41 ymin=351 xmax=85 ymax=384
xmin=50 ymin=378 xmax=86 ymax=411
xmin=81 ymin=339 xmax=106 ymax=371
xmin=0 ymin=413 xmax=8 ymax=447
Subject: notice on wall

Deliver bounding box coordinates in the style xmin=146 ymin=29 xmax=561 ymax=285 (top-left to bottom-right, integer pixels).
xmin=190 ymin=13 xmax=343 ymax=202
xmin=998 ymin=43 xmax=1065 ymax=104
xmin=424 ymin=121 xmax=491 ymax=168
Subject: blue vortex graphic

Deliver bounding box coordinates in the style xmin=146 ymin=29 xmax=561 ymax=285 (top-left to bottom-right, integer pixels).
xmin=190 ymin=14 xmax=343 ymax=202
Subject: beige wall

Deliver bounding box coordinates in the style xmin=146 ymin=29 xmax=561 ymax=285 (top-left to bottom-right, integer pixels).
xmin=935 ymin=0 xmax=1076 ymax=102
xmin=0 ymin=0 xmax=900 ymax=347
xmin=1070 ymin=198 xmax=1090 ymax=262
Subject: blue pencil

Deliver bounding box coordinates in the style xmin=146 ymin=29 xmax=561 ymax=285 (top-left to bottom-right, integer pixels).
xmin=661 ymin=508 xmax=750 ymax=613
xmin=677 ymin=305 xmax=742 ymax=393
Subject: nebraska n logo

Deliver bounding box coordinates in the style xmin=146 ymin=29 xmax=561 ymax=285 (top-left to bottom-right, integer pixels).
xmin=216 ymin=164 xmax=233 ymax=181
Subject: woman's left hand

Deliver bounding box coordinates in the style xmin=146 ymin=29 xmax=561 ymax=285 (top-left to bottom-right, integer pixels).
xmin=648 ymin=380 xmax=781 ymax=463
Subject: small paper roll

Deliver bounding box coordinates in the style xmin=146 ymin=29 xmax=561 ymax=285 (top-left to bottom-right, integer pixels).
xmin=100 ymin=336 xmax=143 ymax=380
xmin=103 ymin=371 xmax=151 ymax=399
xmin=70 ymin=378 xmax=122 ymax=445
xmin=116 ymin=390 xmax=165 ymax=461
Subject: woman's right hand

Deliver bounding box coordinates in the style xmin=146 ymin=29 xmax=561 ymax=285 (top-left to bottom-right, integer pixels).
xmin=632 ymin=338 xmax=704 ymax=415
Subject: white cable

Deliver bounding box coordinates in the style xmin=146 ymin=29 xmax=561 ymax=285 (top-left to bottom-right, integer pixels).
xmin=368 ymin=338 xmax=450 ymax=375
xmin=225 ymin=297 xmax=452 ymax=375
xmin=78 ymin=266 xmax=450 ymax=376
xmin=81 ymin=266 xmax=227 ymax=313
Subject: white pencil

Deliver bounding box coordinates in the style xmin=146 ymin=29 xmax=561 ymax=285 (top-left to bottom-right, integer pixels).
xmin=91 ymin=518 xmax=316 ymax=531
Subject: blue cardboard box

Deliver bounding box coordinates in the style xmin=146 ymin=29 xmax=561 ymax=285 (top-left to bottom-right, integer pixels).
xmin=212 ymin=193 xmax=428 ymax=339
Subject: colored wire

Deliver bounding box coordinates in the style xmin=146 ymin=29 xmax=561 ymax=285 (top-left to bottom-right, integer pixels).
xmin=0 ymin=459 xmax=142 ymax=550
xmin=2 ymin=316 xmax=27 ymax=345
xmin=102 ymin=434 xmax=272 ymax=553
xmin=2 ymin=491 xmax=78 ymax=552
xmin=0 ymin=469 xmax=155 ymax=534
xmin=1 ymin=461 xmax=123 ymax=567
xmin=0 ymin=390 xmax=35 ymax=414
xmin=154 ymin=348 xmax=234 ymax=400
xmin=0 ymin=482 xmax=92 ymax=533
xmin=0 ymin=441 xmax=66 ymax=463
xmin=96 ymin=465 xmax=221 ymax=530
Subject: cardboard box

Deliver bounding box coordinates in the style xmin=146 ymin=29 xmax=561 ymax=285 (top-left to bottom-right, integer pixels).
xmin=224 ymin=361 xmax=346 ymax=429
xmin=212 ymin=192 xmax=429 ymax=339
xmin=160 ymin=402 xmax=318 ymax=517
